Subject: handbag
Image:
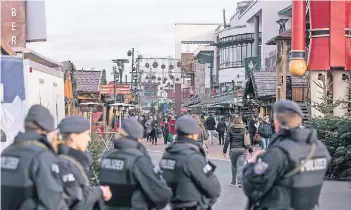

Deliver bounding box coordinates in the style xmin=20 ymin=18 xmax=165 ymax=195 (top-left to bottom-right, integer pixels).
xmin=244 ymin=129 xmax=251 ymax=149
xmin=167 ymin=133 xmax=174 ymax=143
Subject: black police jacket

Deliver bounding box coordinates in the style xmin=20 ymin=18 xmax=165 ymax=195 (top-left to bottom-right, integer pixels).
xmin=1 ymin=130 xmax=68 ymax=210
xmin=57 ymin=144 xmax=103 ymax=210
xmin=160 ymin=137 xmax=221 ymax=209
xmin=242 ymin=127 xmax=331 ymax=210
xmin=99 ymin=138 xmax=172 ymax=210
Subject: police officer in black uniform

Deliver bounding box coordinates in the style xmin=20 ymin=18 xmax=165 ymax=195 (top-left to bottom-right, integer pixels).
xmin=160 ymin=115 xmax=221 ymax=210
xmin=1 ymin=104 xmax=69 ymax=210
xmin=99 ymin=117 xmax=172 ymax=210
xmin=57 ymin=116 xmax=112 ymax=209
xmin=242 ymin=100 xmax=331 ymax=210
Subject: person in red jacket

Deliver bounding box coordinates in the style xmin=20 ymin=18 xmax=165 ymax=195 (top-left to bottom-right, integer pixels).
xmin=169 ymin=116 xmax=176 ymax=135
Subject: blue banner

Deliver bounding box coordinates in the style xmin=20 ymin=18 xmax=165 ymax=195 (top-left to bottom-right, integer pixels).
xmin=163 ymin=103 xmax=167 ymax=113
xmin=1 ymin=56 xmax=25 ymax=103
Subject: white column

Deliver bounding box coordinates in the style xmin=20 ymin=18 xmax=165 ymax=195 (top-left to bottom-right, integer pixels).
xmin=333 ymin=71 xmax=349 ymax=117
xmin=310 ymin=71 xmax=326 ymax=118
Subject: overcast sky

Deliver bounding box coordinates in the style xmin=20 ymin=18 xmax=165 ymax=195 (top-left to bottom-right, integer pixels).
xmin=29 ymin=0 xmax=238 ymax=80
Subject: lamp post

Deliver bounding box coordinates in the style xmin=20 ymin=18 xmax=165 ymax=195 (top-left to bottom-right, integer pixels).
xmin=276 ymin=18 xmax=289 ymax=100
xmin=276 ymin=19 xmax=289 ymax=34
xmin=128 ymin=49 xmax=143 ymax=104
xmin=112 ymin=59 xmax=129 ymax=103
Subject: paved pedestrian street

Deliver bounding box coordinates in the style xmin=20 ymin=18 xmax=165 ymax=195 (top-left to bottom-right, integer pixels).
xmin=147 ymin=146 xmax=351 ymax=210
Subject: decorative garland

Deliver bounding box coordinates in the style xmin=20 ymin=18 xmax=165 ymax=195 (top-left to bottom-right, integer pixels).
xmin=63 ymin=61 xmax=79 ymax=108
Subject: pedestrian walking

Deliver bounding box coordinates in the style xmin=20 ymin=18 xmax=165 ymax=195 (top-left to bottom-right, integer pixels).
xmin=160 ymin=115 xmax=221 ymax=210
xmin=216 ymin=117 xmax=227 ymax=145
xmin=160 ymin=118 xmax=170 ymax=144
xmin=99 ymin=117 xmax=172 ymax=210
xmin=247 ymin=114 xmax=257 ymax=145
xmin=205 ymin=114 xmax=216 ymax=145
xmin=57 ymin=116 xmax=112 ymax=209
xmin=257 ymin=116 xmax=273 ymax=149
xmin=193 ymin=115 xmax=209 ymax=156
xmin=1 ymin=105 xmax=69 ymax=210
xmin=243 ymin=100 xmax=331 ymax=210
xmin=223 ymin=115 xmax=251 ymax=188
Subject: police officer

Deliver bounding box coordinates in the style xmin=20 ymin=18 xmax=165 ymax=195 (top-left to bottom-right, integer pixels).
xmin=57 ymin=116 xmax=112 ymax=209
xmin=242 ymin=100 xmax=331 ymax=210
xmin=160 ymin=115 xmax=221 ymax=210
xmin=99 ymin=117 xmax=172 ymax=210
xmin=1 ymin=105 xmax=68 ymax=210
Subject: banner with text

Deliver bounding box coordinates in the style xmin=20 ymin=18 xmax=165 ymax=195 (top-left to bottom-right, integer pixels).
xmin=100 ymin=84 xmax=131 ymax=95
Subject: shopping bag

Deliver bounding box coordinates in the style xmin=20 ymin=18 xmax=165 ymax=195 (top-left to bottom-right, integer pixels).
xmin=167 ymin=133 xmax=174 ymax=143
xmin=244 ymin=129 xmax=251 ymax=149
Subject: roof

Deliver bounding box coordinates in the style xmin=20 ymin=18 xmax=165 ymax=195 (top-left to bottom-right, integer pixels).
xmin=246 ymin=71 xmax=308 ymax=99
xmin=12 ymin=47 xmax=63 ymax=68
xmin=61 ymin=61 xmax=70 ymax=71
xmin=75 ymin=70 xmax=102 ymax=93
xmin=266 ymin=29 xmax=292 ymax=45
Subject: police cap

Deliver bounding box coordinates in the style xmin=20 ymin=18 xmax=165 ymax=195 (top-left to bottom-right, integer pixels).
xmin=175 ymin=115 xmax=201 ymax=135
xmin=58 ymin=116 xmax=90 ymax=134
xmin=121 ymin=117 xmax=144 ymax=139
xmin=273 ymin=100 xmax=304 ymax=118
xmin=25 ymin=105 xmax=54 ymax=132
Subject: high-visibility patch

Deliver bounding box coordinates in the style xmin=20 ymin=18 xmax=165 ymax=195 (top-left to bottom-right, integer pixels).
xmin=101 ymin=158 xmax=125 ymax=171
xmin=51 ymin=163 xmax=60 ymax=173
xmin=203 ymin=164 xmax=213 ymax=176
xmin=1 ymin=156 xmax=20 ymax=170
xmin=160 ymin=159 xmax=176 ymax=170
xmin=253 ymin=162 xmax=268 ymax=175
xmin=300 ymin=157 xmax=327 ymax=172
xmin=62 ymin=173 xmax=76 ymax=182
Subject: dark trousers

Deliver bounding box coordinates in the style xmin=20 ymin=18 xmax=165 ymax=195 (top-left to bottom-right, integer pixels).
xmin=163 ymin=130 xmax=169 ymax=144
xmin=218 ymin=132 xmax=224 ymax=144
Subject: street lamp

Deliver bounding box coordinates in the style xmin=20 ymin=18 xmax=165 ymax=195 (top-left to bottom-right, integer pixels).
xmin=276 ymin=19 xmax=289 ymax=34
xmin=112 ymin=59 xmax=129 ymax=103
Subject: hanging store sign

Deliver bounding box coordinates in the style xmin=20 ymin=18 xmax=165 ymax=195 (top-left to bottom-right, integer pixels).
xmin=100 ymin=84 xmax=131 ymax=95
xmin=1 ymin=1 xmax=26 ymax=48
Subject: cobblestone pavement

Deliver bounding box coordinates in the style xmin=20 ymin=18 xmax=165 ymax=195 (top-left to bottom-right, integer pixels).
xmin=148 ymin=150 xmax=351 ymax=210
xmin=142 ymin=138 xmax=231 ymax=160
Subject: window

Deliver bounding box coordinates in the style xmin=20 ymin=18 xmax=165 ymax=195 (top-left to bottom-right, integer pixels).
xmin=242 ymin=44 xmax=247 ymax=62
xmin=247 ymin=44 xmax=252 ymax=58
xmin=236 ymin=45 xmax=242 ymax=66
xmin=219 ymin=43 xmax=255 ymax=69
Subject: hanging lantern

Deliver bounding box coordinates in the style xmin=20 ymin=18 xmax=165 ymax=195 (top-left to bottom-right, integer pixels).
xmin=145 ymin=63 xmax=150 ymax=68
xmin=177 ymin=61 xmax=182 ymax=67
xmin=158 ymin=77 xmax=161 ymax=81
xmin=169 ymin=75 xmax=174 ymax=80
xmin=169 ymin=64 xmax=174 ymax=70
xmin=152 ymin=61 xmax=159 ymax=68
xmin=161 ymin=64 xmax=166 ymax=69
